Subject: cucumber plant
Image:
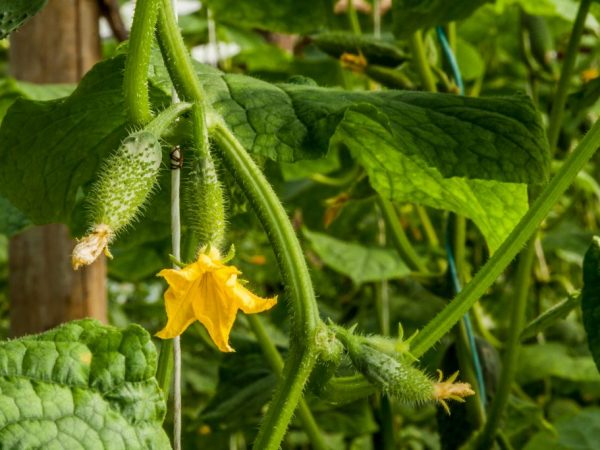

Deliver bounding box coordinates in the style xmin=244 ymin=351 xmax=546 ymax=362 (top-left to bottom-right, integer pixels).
xmin=1 ymin=1 xmax=600 ymax=449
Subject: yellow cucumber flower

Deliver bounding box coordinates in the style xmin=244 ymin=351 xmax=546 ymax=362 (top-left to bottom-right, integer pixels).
xmin=156 ymin=248 xmax=277 ymax=352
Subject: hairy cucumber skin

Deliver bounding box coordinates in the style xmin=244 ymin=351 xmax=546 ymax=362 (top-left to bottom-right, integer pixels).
xmin=345 ymin=337 xmax=434 ymax=404
xmin=582 ymin=236 xmax=600 ymax=372
xmin=90 ymin=130 xmax=162 ymax=233
xmin=312 ymin=32 xmax=407 ymax=67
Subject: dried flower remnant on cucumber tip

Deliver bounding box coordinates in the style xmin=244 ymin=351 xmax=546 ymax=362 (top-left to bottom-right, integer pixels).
xmin=336 ymin=325 xmax=474 ymax=413
xmin=72 ymin=130 xmax=162 ymax=270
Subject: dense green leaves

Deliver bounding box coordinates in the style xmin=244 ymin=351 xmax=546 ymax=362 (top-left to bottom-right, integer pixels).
xmin=203 ymin=0 xmax=334 ymax=33
xmin=303 ymin=228 xmax=410 ymax=284
xmin=0 ymin=0 xmax=48 ymax=39
xmin=524 ymin=409 xmax=600 ymax=450
xmin=392 ymin=0 xmax=491 ymax=38
xmin=311 ymin=32 xmax=408 ymax=66
xmin=0 ymin=319 xmax=170 ymax=449
xmin=517 ymin=343 xmax=600 ymax=384
xmin=582 ymin=236 xmax=600 ymax=374
xmin=0 ymin=56 xmax=131 ymax=224
xmin=0 ymin=54 xmax=549 ymax=252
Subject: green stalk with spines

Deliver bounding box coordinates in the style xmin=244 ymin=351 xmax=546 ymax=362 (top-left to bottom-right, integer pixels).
xmin=154 ymin=2 xmax=326 ymax=448
xmin=123 ymin=0 xmax=159 ymax=125
xmin=186 ymin=103 xmax=226 ymax=251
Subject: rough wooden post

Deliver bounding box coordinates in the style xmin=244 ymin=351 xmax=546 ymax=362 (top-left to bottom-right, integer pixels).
xmin=8 ymin=0 xmax=107 ymax=337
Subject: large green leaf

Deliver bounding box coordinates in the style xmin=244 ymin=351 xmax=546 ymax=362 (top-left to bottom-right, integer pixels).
xmin=392 ymin=0 xmax=491 ymax=38
xmin=0 ymin=0 xmax=48 ymax=39
xmin=0 ymin=319 xmax=170 ymax=449
xmin=517 ymin=343 xmax=600 ymax=384
xmin=198 ymin=66 xmax=547 ymax=250
xmin=0 ymin=54 xmax=169 ymax=225
xmin=0 ymin=56 xmax=130 ymax=224
xmin=582 ymin=236 xmax=600 ymax=374
xmin=0 ymin=55 xmax=549 ymax=252
xmin=303 ymin=228 xmax=411 ymax=284
xmin=524 ymin=408 xmax=600 ymax=450
xmin=203 ymin=0 xmax=335 ymax=34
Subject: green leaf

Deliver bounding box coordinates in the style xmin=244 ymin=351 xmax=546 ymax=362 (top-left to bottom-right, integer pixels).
xmin=517 ymin=343 xmax=600 ymax=384
xmin=203 ymin=0 xmax=335 ymax=34
xmin=582 ymin=236 xmax=600 ymax=374
xmin=0 ymin=56 xmax=129 ymax=224
xmin=0 ymin=54 xmax=168 ymax=225
xmin=0 ymin=319 xmax=170 ymax=449
xmin=0 ymin=0 xmax=48 ymax=39
xmin=311 ymin=32 xmax=408 ymax=67
xmin=303 ymin=228 xmax=410 ymax=284
xmin=392 ymin=0 xmax=491 ymax=38
xmin=0 ymin=55 xmax=549 ymax=253
xmin=524 ymin=408 xmax=600 ymax=450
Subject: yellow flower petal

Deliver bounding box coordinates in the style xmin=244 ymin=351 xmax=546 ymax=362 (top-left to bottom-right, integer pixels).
xmin=156 ymin=250 xmax=277 ymax=352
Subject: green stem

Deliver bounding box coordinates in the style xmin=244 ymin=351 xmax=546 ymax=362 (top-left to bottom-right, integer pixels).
xmin=123 ymin=0 xmax=159 ymax=125
xmin=212 ymin=123 xmax=321 ymax=450
xmin=520 ymin=291 xmax=581 ymax=341
xmin=321 ymin=375 xmax=377 ymax=404
xmin=455 ymin=320 xmax=486 ymax=426
xmin=156 ymin=0 xmax=205 ymax=102
xmin=408 ymin=31 xmax=437 ymax=92
xmin=247 ymin=315 xmax=329 ymax=450
xmin=144 ymin=102 xmax=192 ymax=136
xmin=453 ymin=215 xmax=467 ymax=282
xmin=476 ymin=237 xmax=536 ymax=449
xmin=416 ymin=205 xmax=440 ymax=248
xmin=377 ymin=197 xmax=427 ymax=273
xmin=156 ymin=4 xmax=322 ymax=447
xmin=409 ymin=118 xmax=600 ymax=358
xmin=347 ymin=0 xmax=362 ymax=35
xmin=547 ymin=0 xmax=591 ymax=152
xmin=156 ymin=340 xmax=174 ymax=397
xmin=212 ymin=123 xmax=320 ymax=339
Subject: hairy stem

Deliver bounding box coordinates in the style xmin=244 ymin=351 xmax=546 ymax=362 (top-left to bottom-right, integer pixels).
xmin=123 ymin=0 xmax=159 ymax=125
xmin=212 ymin=123 xmax=321 ymax=449
xmin=408 ymin=30 xmax=437 ymax=92
xmin=247 ymin=315 xmax=329 ymax=450
xmin=410 ymin=118 xmax=600 ymax=358
xmin=547 ymin=0 xmax=592 ymax=152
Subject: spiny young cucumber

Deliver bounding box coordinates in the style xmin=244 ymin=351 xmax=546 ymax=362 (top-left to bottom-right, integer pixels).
xmin=72 ymin=130 xmax=162 ymax=269
xmin=335 ymin=326 xmax=474 ymax=412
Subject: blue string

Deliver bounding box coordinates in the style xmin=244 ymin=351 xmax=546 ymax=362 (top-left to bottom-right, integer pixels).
xmin=436 ymin=25 xmax=486 ymax=409
xmin=435 ymin=27 xmax=465 ymax=95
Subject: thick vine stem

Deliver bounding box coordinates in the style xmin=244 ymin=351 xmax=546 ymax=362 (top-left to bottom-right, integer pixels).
xmin=409 ymin=118 xmax=600 ymax=358
xmin=156 ymin=0 xmax=205 ymax=103
xmin=123 ymin=0 xmax=159 ymax=125
xmin=212 ymin=122 xmax=321 ymax=449
xmin=155 ymin=3 xmax=324 ymax=446
xmin=247 ymin=315 xmax=329 ymax=450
